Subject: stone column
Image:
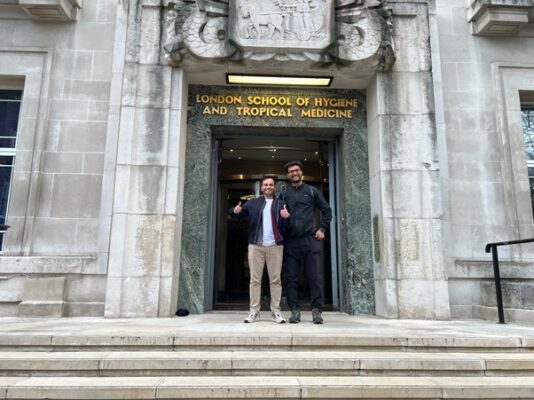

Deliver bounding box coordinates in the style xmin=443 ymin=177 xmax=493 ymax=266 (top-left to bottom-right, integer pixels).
xmin=103 ymin=0 xmax=187 ymax=317
xmin=367 ymin=0 xmax=450 ymax=319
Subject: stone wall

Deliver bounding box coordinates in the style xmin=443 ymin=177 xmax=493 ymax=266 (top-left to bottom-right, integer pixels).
xmin=367 ymin=0 xmax=450 ymax=319
xmin=434 ymin=0 xmax=534 ymax=323
xmin=0 ymin=0 xmax=117 ymax=316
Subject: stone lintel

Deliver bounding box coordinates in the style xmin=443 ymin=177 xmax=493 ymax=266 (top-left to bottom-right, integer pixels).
xmin=468 ymin=0 xmax=534 ymax=36
xmin=18 ymin=0 xmax=82 ymax=21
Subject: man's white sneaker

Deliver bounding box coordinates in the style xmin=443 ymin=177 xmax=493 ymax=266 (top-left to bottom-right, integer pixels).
xmin=271 ymin=310 xmax=286 ymax=324
xmin=244 ymin=310 xmax=260 ymax=323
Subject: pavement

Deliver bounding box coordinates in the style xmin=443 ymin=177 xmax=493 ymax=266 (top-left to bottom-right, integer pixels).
xmin=0 ymin=311 xmax=533 ymax=341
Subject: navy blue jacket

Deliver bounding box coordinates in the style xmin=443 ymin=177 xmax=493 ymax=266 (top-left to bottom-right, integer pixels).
xmin=230 ymin=196 xmax=285 ymax=245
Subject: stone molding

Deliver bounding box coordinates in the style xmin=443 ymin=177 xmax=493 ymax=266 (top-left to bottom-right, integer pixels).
xmin=468 ymin=0 xmax=534 ymax=36
xmin=0 ymin=256 xmax=100 ymax=275
xmin=162 ymin=0 xmax=395 ymax=72
xmin=449 ymin=259 xmax=534 ymax=279
xmin=0 ymin=0 xmax=82 ymax=21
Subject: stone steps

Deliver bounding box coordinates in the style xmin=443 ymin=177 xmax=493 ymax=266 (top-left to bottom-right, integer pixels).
xmin=1 ymin=315 xmax=533 ymax=398
xmin=1 ymin=333 xmax=533 ymax=352
xmin=1 ymin=350 xmax=534 ymax=377
xmin=0 ymin=375 xmax=534 ymax=399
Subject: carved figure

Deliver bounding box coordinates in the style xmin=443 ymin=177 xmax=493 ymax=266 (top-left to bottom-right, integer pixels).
xmin=163 ymin=9 xmax=179 ymax=54
xmin=238 ymin=1 xmax=285 ymax=39
xmin=293 ymin=0 xmax=314 ymax=40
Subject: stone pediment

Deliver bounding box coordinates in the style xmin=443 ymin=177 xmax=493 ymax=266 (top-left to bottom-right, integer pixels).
xmin=163 ymin=0 xmax=395 ymax=73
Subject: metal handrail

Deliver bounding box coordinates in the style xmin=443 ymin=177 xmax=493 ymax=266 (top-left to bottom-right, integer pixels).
xmin=484 ymin=238 xmax=534 ymax=324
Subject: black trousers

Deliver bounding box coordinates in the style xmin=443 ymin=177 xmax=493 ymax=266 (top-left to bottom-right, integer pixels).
xmin=284 ymin=235 xmax=323 ymax=310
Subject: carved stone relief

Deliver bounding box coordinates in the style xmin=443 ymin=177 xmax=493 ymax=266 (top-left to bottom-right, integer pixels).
xmin=163 ymin=0 xmax=394 ymax=71
xmin=230 ymin=0 xmax=332 ymax=48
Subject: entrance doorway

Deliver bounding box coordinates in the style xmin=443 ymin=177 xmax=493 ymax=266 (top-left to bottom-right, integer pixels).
xmin=212 ymin=137 xmax=338 ymax=311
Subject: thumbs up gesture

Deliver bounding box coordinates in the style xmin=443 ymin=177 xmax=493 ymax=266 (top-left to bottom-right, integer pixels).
xmin=280 ymin=204 xmax=290 ymax=219
xmin=233 ymin=201 xmax=242 ymax=214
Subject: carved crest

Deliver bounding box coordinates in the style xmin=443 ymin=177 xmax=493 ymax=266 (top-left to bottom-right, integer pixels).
xmin=230 ymin=0 xmax=333 ymax=50
xmin=163 ymin=0 xmax=395 ymax=71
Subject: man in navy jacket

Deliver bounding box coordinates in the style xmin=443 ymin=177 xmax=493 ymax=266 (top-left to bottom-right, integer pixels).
xmin=231 ymin=176 xmax=288 ymax=323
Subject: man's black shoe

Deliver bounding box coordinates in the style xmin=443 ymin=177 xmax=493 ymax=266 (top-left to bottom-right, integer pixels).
xmin=289 ymin=308 xmax=301 ymax=324
xmin=312 ymin=308 xmax=323 ymax=324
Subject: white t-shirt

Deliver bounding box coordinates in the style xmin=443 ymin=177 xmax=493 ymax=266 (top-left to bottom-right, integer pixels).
xmin=262 ymin=199 xmax=276 ymax=246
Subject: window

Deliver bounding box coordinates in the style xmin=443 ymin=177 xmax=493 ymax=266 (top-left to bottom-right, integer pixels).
xmin=522 ymin=105 xmax=534 ymax=219
xmin=0 ymin=89 xmax=21 ymax=249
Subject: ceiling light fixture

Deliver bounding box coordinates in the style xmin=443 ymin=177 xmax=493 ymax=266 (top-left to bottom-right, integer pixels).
xmin=226 ymin=74 xmax=332 ymax=87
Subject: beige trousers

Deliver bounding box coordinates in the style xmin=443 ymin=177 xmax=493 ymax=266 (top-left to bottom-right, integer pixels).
xmin=247 ymin=244 xmax=284 ymax=312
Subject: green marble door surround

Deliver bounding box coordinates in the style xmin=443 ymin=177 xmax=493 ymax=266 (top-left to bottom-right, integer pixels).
xmin=178 ymin=85 xmax=374 ymax=315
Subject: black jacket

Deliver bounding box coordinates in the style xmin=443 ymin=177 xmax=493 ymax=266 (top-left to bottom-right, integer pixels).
xmin=280 ymin=183 xmax=332 ymax=238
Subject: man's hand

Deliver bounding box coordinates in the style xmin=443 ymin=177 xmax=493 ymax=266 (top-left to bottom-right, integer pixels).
xmin=280 ymin=205 xmax=290 ymax=219
xmin=233 ymin=201 xmax=242 ymax=214
xmin=315 ymin=229 xmax=325 ymax=240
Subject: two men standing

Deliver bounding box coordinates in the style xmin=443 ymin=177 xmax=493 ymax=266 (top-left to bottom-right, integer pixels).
xmin=232 ymin=161 xmax=332 ymax=325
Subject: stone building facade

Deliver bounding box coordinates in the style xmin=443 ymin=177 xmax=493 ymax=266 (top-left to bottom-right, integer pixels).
xmin=0 ymin=0 xmax=533 ymax=324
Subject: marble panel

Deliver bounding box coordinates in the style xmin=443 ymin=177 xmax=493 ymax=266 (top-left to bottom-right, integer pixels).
xmin=179 ymin=85 xmax=373 ymax=314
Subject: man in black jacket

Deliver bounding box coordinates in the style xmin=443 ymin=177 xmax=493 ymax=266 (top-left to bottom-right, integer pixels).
xmin=280 ymin=161 xmax=332 ymax=324
xmin=231 ymin=176 xmax=288 ymax=323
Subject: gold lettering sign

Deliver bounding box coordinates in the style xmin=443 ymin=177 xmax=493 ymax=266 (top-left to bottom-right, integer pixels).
xmin=195 ymin=94 xmax=358 ymax=119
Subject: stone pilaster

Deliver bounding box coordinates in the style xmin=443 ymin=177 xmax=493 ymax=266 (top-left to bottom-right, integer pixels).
xmin=103 ymin=0 xmax=187 ymax=317
xmin=368 ymin=0 xmax=450 ymax=319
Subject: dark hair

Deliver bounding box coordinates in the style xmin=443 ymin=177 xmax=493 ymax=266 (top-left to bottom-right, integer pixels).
xmin=261 ymin=175 xmax=276 ymax=184
xmin=284 ymin=160 xmax=303 ymax=172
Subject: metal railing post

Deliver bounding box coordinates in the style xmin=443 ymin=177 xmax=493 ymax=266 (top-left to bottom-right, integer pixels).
xmin=485 ymin=237 xmax=534 ymax=324
xmin=489 ymin=245 xmax=505 ymax=324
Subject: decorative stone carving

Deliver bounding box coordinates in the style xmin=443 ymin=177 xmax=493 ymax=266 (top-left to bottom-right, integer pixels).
xmin=230 ymin=0 xmax=333 ymax=50
xmin=163 ymin=0 xmax=395 ymax=71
